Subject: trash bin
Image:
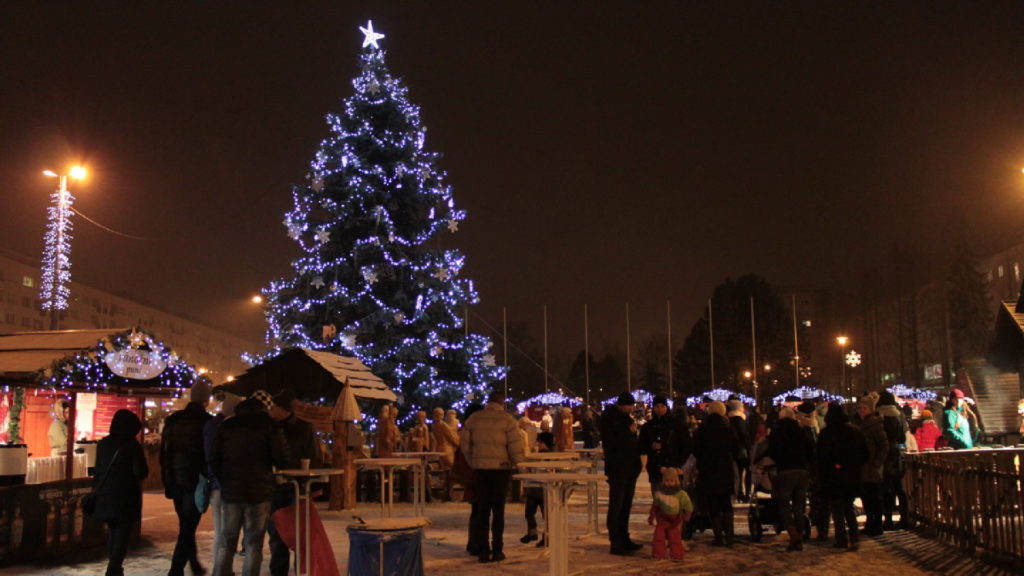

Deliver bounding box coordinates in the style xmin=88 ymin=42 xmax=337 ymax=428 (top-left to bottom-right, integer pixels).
xmin=347 ymin=518 xmax=428 ymax=576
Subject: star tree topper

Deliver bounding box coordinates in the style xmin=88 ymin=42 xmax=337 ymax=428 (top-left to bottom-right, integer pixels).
xmin=360 ymin=20 xmax=385 ymax=49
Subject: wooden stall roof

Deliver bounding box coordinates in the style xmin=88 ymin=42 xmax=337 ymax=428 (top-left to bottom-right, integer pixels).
xmin=0 ymin=329 xmax=128 ymax=376
xmin=216 ymin=347 xmax=395 ymax=402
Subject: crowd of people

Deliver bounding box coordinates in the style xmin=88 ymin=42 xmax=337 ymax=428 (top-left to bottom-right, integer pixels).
xmin=85 ymin=383 xmax=982 ymax=574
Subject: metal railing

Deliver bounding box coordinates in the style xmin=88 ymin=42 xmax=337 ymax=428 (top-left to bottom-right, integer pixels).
xmin=905 ymin=447 xmax=1024 ymax=567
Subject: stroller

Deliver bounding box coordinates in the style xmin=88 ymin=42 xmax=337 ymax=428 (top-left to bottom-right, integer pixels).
xmin=747 ymin=444 xmax=809 ymax=542
xmin=680 ymin=456 xmax=711 ymax=540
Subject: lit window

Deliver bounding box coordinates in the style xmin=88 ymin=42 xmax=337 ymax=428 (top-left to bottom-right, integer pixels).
xmin=998 ymin=265 xmax=1004 ymax=278
xmin=1016 ymin=263 xmax=1021 ymax=282
xmin=21 ymin=276 xmax=34 ymax=288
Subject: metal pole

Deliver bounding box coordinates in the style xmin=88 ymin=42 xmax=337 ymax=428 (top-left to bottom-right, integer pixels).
xmin=750 ymin=296 xmax=757 ymax=403
xmin=666 ymin=300 xmax=673 ymax=400
xmin=625 ymin=302 xmax=632 ymax=392
xmin=584 ymin=304 xmax=590 ymax=405
xmin=708 ymin=299 xmax=715 ymax=389
xmin=503 ymin=306 xmax=508 ymax=399
xmin=792 ymin=295 xmax=799 ymax=390
xmin=543 ymin=305 xmax=549 ymax=393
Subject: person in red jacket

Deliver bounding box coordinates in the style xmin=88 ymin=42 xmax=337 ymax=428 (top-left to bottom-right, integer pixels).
xmin=914 ymin=410 xmax=942 ymax=451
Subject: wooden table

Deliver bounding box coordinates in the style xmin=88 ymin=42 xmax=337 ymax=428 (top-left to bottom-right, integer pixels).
xmin=525 ymin=452 xmax=580 ymax=461
xmin=393 ymin=451 xmax=445 ymax=516
xmin=274 ymin=468 xmax=344 ymax=576
xmin=513 ymin=472 xmax=606 ymax=576
xmin=354 ymin=458 xmax=418 ymax=518
xmin=572 ymin=448 xmax=604 ymax=533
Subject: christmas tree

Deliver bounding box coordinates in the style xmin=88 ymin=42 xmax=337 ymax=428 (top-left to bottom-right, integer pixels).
xmin=263 ymin=21 xmax=503 ymax=416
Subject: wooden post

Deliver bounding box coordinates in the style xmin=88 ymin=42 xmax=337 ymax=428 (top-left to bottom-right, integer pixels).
xmin=329 ymin=421 xmax=357 ymax=510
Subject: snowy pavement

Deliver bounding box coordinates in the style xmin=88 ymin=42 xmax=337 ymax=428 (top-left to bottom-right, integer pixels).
xmin=3 ymin=480 xmax=1015 ymax=576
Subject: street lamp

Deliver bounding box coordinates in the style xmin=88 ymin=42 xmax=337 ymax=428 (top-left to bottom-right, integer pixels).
xmin=836 ymin=336 xmax=849 ymax=395
xmin=40 ymin=166 xmax=86 ymax=330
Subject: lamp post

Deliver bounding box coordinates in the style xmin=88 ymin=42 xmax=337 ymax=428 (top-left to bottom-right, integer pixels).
xmin=40 ymin=166 xmax=86 ymax=330
xmin=836 ymin=336 xmax=849 ymax=395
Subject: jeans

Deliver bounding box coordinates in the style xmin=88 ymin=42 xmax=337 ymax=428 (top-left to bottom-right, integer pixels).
xmin=606 ymin=476 xmax=637 ymax=548
xmin=861 ymin=482 xmax=883 ymax=534
xmin=267 ymin=486 xmax=295 ymax=576
xmin=105 ymin=519 xmax=132 ymax=576
xmin=215 ymin=500 xmax=271 ymax=576
xmin=472 ymin=469 xmax=512 ymax=554
xmin=774 ymin=469 xmax=809 ymax=531
xmin=829 ymin=496 xmax=859 ymax=545
xmin=170 ymin=487 xmax=203 ymax=575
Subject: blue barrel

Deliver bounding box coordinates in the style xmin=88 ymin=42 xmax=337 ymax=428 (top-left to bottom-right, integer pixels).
xmin=347 ymin=522 xmax=424 ymax=576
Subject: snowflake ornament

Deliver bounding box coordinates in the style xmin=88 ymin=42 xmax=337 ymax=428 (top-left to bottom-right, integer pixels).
xmin=447 ymin=220 xmax=459 ymax=233
xmin=434 ymin=268 xmax=449 ymax=281
xmin=845 ymin=350 xmax=862 ymax=368
xmin=340 ymin=333 xmax=357 ymax=348
xmin=364 ymin=270 xmax=379 ymax=284
xmin=311 ymin=277 xmax=325 ymax=289
xmin=483 ymin=354 xmax=497 ymax=367
xmin=316 ymin=228 xmax=330 ymax=243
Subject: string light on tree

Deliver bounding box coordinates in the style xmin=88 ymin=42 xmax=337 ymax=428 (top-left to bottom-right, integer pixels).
xmin=260 ymin=19 xmax=503 ymax=416
xmin=39 ymin=166 xmax=86 ymax=327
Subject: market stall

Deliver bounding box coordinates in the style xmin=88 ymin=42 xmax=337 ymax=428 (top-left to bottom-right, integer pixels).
xmin=0 ymin=328 xmax=202 ymax=566
xmin=214 ymin=347 xmax=395 ymax=510
xmin=685 ymin=388 xmax=755 ymax=408
xmin=771 ymin=386 xmax=846 ymax=407
xmin=515 ymin=392 xmax=583 ymax=422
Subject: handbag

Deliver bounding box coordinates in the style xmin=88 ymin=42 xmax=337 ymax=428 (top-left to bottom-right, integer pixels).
xmin=195 ymin=473 xmax=212 ymax=513
xmin=84 ymin=445 xmax=122 ymax=516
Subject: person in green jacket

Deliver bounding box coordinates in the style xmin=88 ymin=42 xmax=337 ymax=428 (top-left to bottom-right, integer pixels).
xmin=942 ymin=389 xmax=977 ymax=449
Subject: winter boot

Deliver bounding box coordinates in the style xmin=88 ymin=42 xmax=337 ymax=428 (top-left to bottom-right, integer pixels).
xmin=786 ymin=524 xmax=803 ymax=551
xmin=723 ymin=511 xmax=736 ymax=547
xmin=710 ymin=517 xmax=724 ymax=547
xmin=520 ymin=529 xmax=539 ymax=544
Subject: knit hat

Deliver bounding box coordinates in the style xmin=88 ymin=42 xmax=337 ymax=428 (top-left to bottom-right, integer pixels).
xmin=660 ymin=466 xmax=680 ymax=486
xmin=951 ymin=388 xmax=965 ymax=399
xmin=706 ymin=400 xmax=726 ymax=417
xmin=726 ymin=399 xmax=743 ymax=413
xmin=921 ymin=409 xmax=933 ymax=418
xmin=251 ymin=389 xmax=274 ymax=412
xmin=797 ymin=400 xmax=816 ymax=415
xmin=652 ymin=394 xmax=668 ymax=406
xmin=876 ymin=391 xmax=898 ymax=407
xmin=857 ymin=392 xmax=878 ymax=412
xmin=616 ymin=391 xmax=636 ymax=406
xmin=272 ymin=389 xmax=296 ymax=412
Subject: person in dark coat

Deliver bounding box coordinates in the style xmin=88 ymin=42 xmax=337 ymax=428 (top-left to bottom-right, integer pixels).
xmin=93 ymin=409 xmax=148 ymax=576
xmin=768 ymin=407 xmax=815 ymax=551
xmin=638 ymin=395 xmax=691 ymax=491
xmin=600 ymin=391 xmax=643 ymax=555
xmin=211 ymin=397 xmax=290 ymax=576
xmin=161 ymin=383 xmax=213 ymax=576
xmin=726 ymin=399 xmax=753 ymax=502
xmin=877 ymin=391 xmax=910 ymax=530
xmin=817 ymin=403 xmax=868 ymax=551
xmin=267 ymin=389 xmax=322 ymax=576
xmin=579 ymin=405 xmax=600 ymax=449
xmin=692 ymin=400 xmax=742 ymax=547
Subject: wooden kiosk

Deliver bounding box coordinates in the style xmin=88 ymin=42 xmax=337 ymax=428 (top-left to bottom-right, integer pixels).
xmin=0 ymin=328 xmax=203 ymax=566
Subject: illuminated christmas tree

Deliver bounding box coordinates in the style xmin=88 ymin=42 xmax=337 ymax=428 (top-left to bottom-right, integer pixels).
xmin=263 ymin=21 xmax=503 ymax=415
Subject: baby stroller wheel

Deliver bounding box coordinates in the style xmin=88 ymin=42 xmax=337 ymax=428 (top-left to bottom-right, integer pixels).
xmin=747 ymin=504 xmax=763 ymax=542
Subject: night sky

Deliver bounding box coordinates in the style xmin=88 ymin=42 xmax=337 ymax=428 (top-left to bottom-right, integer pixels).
xmin=2 ymin=2 xmax=1024 ymax=373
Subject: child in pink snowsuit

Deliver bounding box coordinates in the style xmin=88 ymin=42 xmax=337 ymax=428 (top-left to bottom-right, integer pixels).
xmin=648 ymin=466 xmax=693 ymax=561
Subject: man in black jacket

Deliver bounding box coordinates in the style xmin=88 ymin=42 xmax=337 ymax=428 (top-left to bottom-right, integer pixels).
xmin=267 ymin=389 xmax=322 ymax=576
xmin=600 ymin=391 xmax=643 ymax=555
xmin=161 ymin=381 xmax=213 ymax=576
xmin=639 ymin=395 xmax=691 ymax=492
xmin=211 ymin=397 xmax=290 ymax=576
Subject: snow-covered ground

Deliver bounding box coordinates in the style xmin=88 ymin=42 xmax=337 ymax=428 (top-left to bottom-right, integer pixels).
xmin=4 ymin=476 xmax=1014 ymax=576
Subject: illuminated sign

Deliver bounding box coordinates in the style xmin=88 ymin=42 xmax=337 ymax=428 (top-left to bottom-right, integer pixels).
xmin=104 ymin=349 xmax=167 ymax=380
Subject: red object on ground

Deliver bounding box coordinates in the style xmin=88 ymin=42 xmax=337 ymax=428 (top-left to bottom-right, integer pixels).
xmin=271 ymin=495 xmax=341 ymax=576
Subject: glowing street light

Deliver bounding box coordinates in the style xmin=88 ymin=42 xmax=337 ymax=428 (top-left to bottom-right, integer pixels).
xmin=40 ymin=165 xmax=87 ymax=329
xmin=836 ymin=336 xmax=849 ymax=394
xmin=251 ymin=295 xmax=264 ymax=305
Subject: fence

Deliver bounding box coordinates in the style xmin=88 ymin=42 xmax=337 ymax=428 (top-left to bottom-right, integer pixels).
xmin=905 ymin=447 xmax=1024 ymax=568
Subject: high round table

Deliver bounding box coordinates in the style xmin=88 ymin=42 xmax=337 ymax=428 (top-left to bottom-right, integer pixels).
xmin=274 ymin=468 xmax=344 ymax=576
xmin=354 ymin=458 xmax=419 ymax=518
xmin=393 ymin=451 xmax=446 ymax=516
xmin=513 ymin=472 xmax=606 ymax=576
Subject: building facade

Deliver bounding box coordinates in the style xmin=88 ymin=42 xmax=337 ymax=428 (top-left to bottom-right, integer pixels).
xmin=0 ymin=248 xmax=261 ymax=382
